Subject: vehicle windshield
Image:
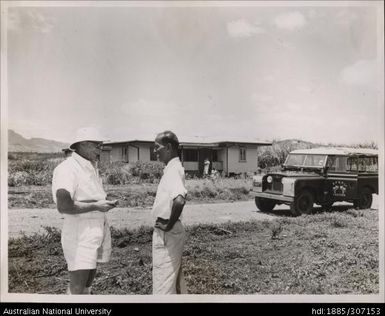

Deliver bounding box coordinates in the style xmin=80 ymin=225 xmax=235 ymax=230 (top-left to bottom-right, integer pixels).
xmin=284 ymin=154 xmax=327 ymax=168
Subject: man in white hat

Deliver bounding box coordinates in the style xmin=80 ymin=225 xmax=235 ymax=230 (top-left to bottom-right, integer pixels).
xmin=52 ymin=127 xmax=117 ymax=294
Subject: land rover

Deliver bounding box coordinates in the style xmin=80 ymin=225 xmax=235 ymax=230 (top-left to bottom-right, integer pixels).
xmin=252 ymin=147 xmax=378 ymax=216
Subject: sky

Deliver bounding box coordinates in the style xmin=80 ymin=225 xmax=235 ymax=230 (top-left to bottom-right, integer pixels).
xmin=2 ymin=1 xmax=384 ymax=145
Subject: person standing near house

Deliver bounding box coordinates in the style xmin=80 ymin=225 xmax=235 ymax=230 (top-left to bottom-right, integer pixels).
xmin=152 ymin=130 xmax=188 ymax=294
xmin=52 ymin=127 xmax=118 ymax=295
xmin=203 ymin=158 xmax=210 ymax=177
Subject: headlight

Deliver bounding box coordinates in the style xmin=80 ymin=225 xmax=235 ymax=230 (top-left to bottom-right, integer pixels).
xmin=267 ymin=176 xmax=273 ymax=183
xmin=282 ymin=178 xmax=296 ymax=196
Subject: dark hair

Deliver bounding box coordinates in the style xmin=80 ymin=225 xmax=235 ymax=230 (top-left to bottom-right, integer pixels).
xmin=157 ymin=130 xmax=180 ymax=151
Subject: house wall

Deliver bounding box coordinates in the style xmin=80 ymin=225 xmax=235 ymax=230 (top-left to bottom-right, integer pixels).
xmin=110 ymin=145 xmax=126 ymax=163
xmin=110 ymin=143 xmax=154 ymax=163
xmin=227 ymin=146 xmax=259 ymax=174
xmin=137 ymin=143 xmax=152 ymax=162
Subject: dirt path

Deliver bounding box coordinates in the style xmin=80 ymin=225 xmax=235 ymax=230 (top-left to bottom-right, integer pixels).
xmin=7 ymin=195 xmax=379 ymax=238
xmin=7 ymin=200 xmax=274 ymax=238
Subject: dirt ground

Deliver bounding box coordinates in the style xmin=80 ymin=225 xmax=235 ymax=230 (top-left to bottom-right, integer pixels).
xmin=8 ymin=195 xmax=379 ymax=238
xmin=8 ymin=200 xmax=275 ymax=238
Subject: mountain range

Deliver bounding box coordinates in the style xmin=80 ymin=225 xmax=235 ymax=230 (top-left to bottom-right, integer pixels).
xmin=8 ymin=129 xmax=327 ymax=154
xmin=8 ymin=130 xmax=70 ymax=153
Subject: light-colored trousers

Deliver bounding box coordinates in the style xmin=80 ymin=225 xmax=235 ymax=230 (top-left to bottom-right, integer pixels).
xmin=152 ymin=220 xmax=187 ymax=294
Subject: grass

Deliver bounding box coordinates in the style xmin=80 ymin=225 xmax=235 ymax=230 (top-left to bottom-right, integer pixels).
xmin=8 ymin=208 xmax=379 ymax=295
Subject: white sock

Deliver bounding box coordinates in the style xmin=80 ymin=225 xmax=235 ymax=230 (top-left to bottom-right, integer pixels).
xmin=67 ymin=286 xmax=91 ymax=294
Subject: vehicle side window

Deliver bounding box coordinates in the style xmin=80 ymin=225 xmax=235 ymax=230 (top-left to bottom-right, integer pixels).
xmin=363 ymin=157 xmax=378 ymax=172
xmin=303 ymin=154 xmax=326 ymax=167
xmin=347 ymin=157 xmax=358 ymax=172
xmin=326 ymin=156 xmax=336 ymax=171
xmin=328 ymin=156 xmax=347 ymax=172
xmin=358 ymin=158 xmax=366 ymax=172
xmin=347 ymin=156 xmax=378 ymax=172
xmin=336 ymin=157 xmax=347 ymax=172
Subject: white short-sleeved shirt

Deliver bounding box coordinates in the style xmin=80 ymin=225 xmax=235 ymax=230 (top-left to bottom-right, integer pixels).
xmin=52 ymin=152 xmax=106 ymax=214
xmin=151 ymin=157 xmax=187 ymax=221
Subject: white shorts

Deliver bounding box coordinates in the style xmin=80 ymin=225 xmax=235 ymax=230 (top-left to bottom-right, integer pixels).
xmin=61 ymin=212 xmax=111 ymax=271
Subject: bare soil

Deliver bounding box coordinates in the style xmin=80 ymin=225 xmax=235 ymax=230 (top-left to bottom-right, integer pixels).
xmin=8 ymin=195 xmax=379 ymax=238
xmin=8 ymin=201 xmax=275 ymax=238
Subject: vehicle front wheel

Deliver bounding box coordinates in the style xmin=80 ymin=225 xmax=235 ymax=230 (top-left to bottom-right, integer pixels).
xmin=255 ymin=197 xmax=276 ymax=212
xmin=290 ymin=190 xmax=314 ymax=216
xmin=353 ymin=188 xmax=373 ymax=209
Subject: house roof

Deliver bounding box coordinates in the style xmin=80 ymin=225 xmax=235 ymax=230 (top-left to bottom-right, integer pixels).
xmin=290 ymin=147 xmax=378 ymax=156
xmin=104 ymin=136 xmax=272 ymax=146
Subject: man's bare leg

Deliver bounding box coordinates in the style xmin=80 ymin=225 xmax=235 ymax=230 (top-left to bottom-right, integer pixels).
xmin=69 ymin=270 xmax=92 ymax=294
xmin=84 ymin=269 xmax=96 ymax=294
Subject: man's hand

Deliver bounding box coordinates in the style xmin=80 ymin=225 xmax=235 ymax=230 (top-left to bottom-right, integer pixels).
xmin=108 ymin=199 xmax=119 ymax=206
xmin=154 ymin=221 xmax=173 ymax=232
xmin=95 ymin=199 xmax=118 ymax=212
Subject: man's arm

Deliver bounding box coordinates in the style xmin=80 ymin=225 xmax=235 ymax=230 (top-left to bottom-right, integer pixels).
xmin=155 ymin=195 xmax=186 ymax=232
xmin=56 ymin=189 xmax=117 ymax=214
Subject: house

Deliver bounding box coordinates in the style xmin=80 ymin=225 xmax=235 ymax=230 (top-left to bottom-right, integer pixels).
xmin=101 ymin=136 xmax=272 ymax=177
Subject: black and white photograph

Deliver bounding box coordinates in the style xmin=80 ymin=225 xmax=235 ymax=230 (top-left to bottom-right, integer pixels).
xmin=1 ymin=0 xmax=384 ymax=306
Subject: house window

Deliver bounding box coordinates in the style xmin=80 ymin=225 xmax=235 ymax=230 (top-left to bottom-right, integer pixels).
xmin=150 ymin=146 xmax=157 ymax=161
xmin=183 ymin=149 xmax=198 ymax=161
xmin=239 ymin=147 xmax=246 ymax=162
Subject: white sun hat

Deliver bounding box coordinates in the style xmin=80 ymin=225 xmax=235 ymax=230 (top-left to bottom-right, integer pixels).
xmin=69 ymin=127 xmax=106 ymax=149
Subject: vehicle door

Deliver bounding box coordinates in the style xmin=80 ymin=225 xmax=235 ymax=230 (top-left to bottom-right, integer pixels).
xmin=326 ymin=156 xmax=358 ymax=201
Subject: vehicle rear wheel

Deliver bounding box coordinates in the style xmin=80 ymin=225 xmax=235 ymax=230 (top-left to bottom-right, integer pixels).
xmin=353 ymin=187 xmax=373 ymax=209
xmin=290 ymin=190 xmax=314 ymax=216
xmin=255 ymin=197 xmax=276 ymax=212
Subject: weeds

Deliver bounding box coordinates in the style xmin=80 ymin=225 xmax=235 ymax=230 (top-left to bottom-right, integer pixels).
xmin=8 ymin=209 xmax=379 ymax=295
xmin=269 ymin=220 xmax=283 ymax=239
xmin=331 ymin=217 xmax=348 ymax=228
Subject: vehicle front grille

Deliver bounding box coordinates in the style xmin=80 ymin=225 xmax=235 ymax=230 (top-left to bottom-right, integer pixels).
xmin=264 ymin=177 xmax=283 ymax=193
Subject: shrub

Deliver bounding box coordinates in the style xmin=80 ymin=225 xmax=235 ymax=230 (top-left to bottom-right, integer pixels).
xmin=99 ymin=161 xmax=163 ymax=185
xmin=8 ymin=171 xmax=30 ymax=187
xmin=8 ymin=153 xmax=64 ymax=187
xmin=129 ymin=161 xmax=163 ymax=181
xmin=186 ymin=178 xmax=252 ymax=202
xmin=100 ymin=162 xmax=132 ymax=185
